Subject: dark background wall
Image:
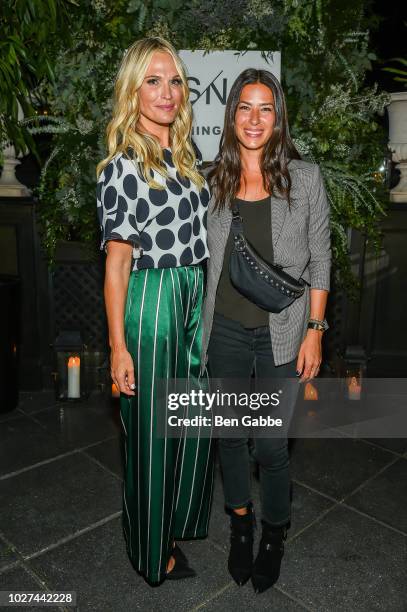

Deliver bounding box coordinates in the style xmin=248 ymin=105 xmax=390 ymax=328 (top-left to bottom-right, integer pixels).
xmin=367 ymin=0 xmax=407 ymax=93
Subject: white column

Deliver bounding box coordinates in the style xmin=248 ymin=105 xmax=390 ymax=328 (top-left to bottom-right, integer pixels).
xmin=388 ymin=92 xmax=407 ymax=204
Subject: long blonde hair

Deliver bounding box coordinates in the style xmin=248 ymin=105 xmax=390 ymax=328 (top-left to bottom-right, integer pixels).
xmin=97 ymin=37 xmax=204 ymax=190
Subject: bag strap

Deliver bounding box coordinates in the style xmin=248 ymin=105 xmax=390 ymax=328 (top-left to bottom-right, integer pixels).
xmin=231 ymin=198 xmax=309 ymax=284
xmin=230 ymin=201 xmax=244 ymax=235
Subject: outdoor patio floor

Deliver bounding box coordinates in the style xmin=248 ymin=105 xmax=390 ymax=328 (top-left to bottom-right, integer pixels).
xmin=1 ymin=391 xmax=406 ymax=611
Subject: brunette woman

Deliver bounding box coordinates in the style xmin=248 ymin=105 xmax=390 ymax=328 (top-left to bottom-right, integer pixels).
xmin=97 ymin=37 xmax=214 ymax=586
xmin=202 ymin=68 xmax=331 ymax=593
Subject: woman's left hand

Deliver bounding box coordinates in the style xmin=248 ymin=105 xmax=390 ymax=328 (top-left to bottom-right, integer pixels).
xmin=296 ymin=329 xmax=323 ymax=382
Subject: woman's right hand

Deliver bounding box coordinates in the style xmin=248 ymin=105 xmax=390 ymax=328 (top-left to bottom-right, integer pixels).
xmin=111 ymin=347 xmax=136 ymax=396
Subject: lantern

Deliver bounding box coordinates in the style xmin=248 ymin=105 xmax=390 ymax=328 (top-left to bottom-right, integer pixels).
xmin=344 ymin=345 xmax=367 ymax=401
xmin=53 ymin=330 xmax=88 ymax=401
xmin=304 ymin=382 xmax=318 ymax=401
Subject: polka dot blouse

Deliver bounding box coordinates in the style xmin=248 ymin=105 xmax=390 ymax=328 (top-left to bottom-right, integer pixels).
xmin=96 ymin=148 xmax=210 ymax=270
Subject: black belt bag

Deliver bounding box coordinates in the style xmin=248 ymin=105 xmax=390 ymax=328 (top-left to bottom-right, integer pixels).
xmin=229 ymin=203 xmax=306 ymax=314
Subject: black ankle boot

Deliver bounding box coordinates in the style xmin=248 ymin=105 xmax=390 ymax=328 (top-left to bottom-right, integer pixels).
xmin=227 ymin=504 xmax=256 ymax=586
xmin=251 ymin=520 xmax=288 ymax=593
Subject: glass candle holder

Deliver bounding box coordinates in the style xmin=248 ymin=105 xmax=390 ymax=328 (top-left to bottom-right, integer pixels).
xmin=346 ymin=367 xmax=362 ymax=400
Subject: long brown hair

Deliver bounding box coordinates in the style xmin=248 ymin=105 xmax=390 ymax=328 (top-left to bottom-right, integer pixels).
xmin=208 ymin=68 xmax=301 ymax=211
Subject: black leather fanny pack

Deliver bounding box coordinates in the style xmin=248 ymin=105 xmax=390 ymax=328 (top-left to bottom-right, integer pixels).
xmin=229 ymin=203 xmax=306 ymax=314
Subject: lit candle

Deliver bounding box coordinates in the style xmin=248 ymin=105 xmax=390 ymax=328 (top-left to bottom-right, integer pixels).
xmin=112 ymin=383 xmax=120 ymax=398
xmin=67 ymin=356 xmax=80 ymax=399
xmin=304 ymin=382 xmax=318 ymax=401
xmin=348 ymin=376 xmax=361 ymax=400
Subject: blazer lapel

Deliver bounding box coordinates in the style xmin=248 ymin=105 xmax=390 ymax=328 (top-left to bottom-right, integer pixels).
xmin=219 ymin=205 xmax=232 ymax=252
xmin=222 ymin=205 xmax=233 ymax=229
xmin=207 ymin=198 xmax=232 ymax=263
xmin=270 ymin=195 xmax=288 ymax=250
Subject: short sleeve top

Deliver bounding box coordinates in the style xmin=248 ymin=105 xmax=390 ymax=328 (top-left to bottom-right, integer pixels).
xmin=96 ymin=148 xmax=210 ymax=270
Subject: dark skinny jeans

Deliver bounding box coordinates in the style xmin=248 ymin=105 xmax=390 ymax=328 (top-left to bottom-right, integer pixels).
xmin=208 ymin=312 xmax=298 ymax=527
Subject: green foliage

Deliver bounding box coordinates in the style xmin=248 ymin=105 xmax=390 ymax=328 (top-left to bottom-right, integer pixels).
xmin=6 ymin=0 xmax=391 ymax=293
xmin=382 ymin=58 xmax=407 ymax=86
xmin=0 ymin=0 xmax=77 ymax=156
xmin=381 ymin=21 xmax=407 ymax=86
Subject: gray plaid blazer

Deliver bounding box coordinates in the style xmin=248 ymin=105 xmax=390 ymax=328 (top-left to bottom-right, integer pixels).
xmin=201 ymin=159 xmax=331 ymax=370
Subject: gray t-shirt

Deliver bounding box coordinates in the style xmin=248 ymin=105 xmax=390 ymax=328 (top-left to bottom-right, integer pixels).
xmin=97 ymin=148 xmax=210 ymax=270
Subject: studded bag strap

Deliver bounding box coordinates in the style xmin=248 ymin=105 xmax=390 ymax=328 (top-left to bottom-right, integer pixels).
xmin=230 ymin=201 xmax=244 ymax=235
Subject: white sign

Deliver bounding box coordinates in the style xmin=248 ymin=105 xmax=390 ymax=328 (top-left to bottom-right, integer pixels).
xmin=179 ymin=50 xmax=281 ymax=162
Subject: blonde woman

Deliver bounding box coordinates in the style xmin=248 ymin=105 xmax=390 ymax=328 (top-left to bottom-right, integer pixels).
xmin=96 ymin=37 xmax=214 ymax=585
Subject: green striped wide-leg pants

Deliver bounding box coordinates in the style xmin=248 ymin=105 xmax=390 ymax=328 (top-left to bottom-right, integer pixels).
xmin=120 ymin=264 xmax=214 ymax=584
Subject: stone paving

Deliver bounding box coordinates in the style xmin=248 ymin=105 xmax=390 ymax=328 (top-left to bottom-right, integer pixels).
xmin=1 ymin=391 xmax=406 ymax=611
